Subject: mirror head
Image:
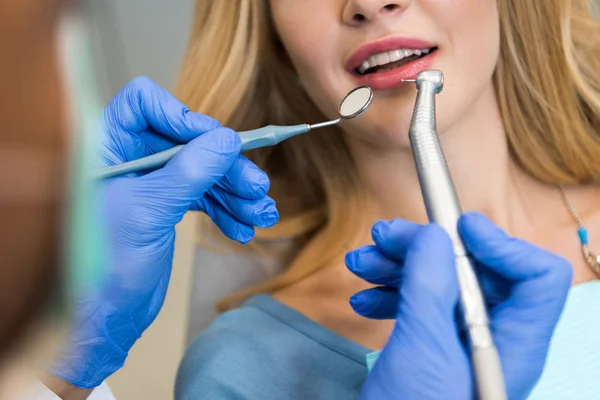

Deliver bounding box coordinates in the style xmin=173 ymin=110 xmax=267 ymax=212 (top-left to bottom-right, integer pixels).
xmin=339 ymin=86 xmax=373 ymax=119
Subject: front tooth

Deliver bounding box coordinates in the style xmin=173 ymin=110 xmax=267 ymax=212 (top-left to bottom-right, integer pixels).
xmin=368 ymin=55 xmax=378 ymax=67
xmin=404 ymin=49 xmax=415 ymax=57
xmin=376 ymin=52 xmax=390 ymax=65
xmin=388 ymin=50 xmax=402 ymax=62
xmin=414 ymin=49 xmax=422 ymax=56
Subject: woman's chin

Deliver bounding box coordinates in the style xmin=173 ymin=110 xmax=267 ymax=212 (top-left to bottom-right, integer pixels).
xmin=344 ymin=127 xmax=415 ymax=153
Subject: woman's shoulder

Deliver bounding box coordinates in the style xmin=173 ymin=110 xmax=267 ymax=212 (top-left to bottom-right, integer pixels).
xmin=174 ymin=295 xmax=368 ymax=400
xmin=179 ymin=296 xmax=310 ymax=360
xmin=175 ymin=302 xmax=288 ymax=399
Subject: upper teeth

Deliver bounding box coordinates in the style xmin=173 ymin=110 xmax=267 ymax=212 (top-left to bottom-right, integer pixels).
xmin=358 ymin=48 xmax=432 ymax=74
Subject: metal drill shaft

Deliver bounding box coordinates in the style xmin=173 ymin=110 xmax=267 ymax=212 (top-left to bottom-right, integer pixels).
xmin=407 ymin=70 xmax=507 ymax=400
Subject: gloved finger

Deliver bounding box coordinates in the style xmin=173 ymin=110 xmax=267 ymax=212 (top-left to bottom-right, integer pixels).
xmin=359 ymin=224 xmax=470 ymax=400
xmin=458 ymin=212 xmax=573 ymax=303
xmin=477 ymin=266 xmax=512 ymax=308
xmin=216 ymin=155 xmax=271 ymax=200
xmin=345 ymin=246 xmax=402 ymax=285
xmin=194 ymin=189 xmax=278 ymax=229
xmin=350 ymin=286 xmax=399 ymax=319
xmin=141 ymin=127 xmax=241 ymax=202
xmin=106 ymin=77 xmax=222 ymax=143
xmin=458 ymin=212 xmax=572 ymax=399
xmin=136 ymin=132 xmax=270 ymax=201
xmin=196 ymin=197 xmax=255 ymax=244
xmin=398 ymin=223 xmax=459 ymax=314
xmin=371 ymin=219 xmax=421 ymax=262
xmin=138 ymin=129 xmax=178 ymax=154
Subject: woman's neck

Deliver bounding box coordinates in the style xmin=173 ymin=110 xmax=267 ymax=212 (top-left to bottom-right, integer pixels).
xmin=348 ymin=82 xmax=556 ymax=239
xmin=274 ymin=83 xmax=599 ymax=350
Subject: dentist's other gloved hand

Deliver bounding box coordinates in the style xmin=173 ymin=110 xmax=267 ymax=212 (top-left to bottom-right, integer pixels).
xmin=347 ymin=212 xmax=573 ymax=400
xmin=50 ymin=77 xmax=278 ymax=389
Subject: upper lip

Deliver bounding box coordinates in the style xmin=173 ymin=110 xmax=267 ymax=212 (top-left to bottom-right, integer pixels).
xmin=345 ymin=36 xmax=437 ymax=73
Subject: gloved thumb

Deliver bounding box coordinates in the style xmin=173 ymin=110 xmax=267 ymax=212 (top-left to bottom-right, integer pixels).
xmin=127 ymin=127 xmax=241 ymax=221
xmin=458 ymin=211 xmax=573 ymax=399
xmin=458 ymin=212 xmax=573 ymax=306
xmin=361 ymin=224 xmax=469 ymax=399
xmin=396 ymin=223 xmax=460 ymax=316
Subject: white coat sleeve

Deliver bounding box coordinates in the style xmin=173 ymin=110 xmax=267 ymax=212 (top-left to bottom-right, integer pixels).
xmin=25 ymin=380 xmax=116 ymax=400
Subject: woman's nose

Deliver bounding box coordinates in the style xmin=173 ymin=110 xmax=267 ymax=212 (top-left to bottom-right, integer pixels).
xmin=343 ymin=0 xmax=408 ymax=26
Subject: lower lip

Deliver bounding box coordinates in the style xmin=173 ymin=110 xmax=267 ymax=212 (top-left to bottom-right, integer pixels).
xmin=350 ymin=49 xmax=439 ymax=91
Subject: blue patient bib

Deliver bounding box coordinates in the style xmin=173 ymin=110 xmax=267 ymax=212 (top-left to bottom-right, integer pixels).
xmin=366 ymin=281 xmax=600 ymax=399
xmin=528 ymin=281 xmax=600 ymax=399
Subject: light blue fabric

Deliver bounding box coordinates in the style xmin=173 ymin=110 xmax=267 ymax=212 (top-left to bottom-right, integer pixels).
xmin=365 ymin=281 xmax=600 ymax=398
xmin=175 ymin=295 xmax=371 ymax=400
xmin=177 ymin=282 xmax=600 ymax=400
xmin=528 ymin=280 xmax=600 ymax=399
xmin=365 ymin=352 xmax=380 ymax=372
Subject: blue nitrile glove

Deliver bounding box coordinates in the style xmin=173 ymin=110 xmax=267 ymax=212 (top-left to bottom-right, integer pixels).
xmin=347 ymin=212 xmax=573 ymax=400
xmin=50 ymin=77 xmax=279 ymax=389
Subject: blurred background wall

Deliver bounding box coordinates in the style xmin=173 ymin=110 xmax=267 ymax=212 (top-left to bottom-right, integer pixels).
xmin=85 ymin=1 xmax=196 ymax=399
xmin=86 ymin=0 xmax=194 ymax=98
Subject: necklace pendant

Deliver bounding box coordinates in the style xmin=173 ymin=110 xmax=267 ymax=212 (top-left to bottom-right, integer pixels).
xmin=582 ymin=246 xmax=600 ymax=276
xmin=559 ymin=186 xmax=600 ymax=276
xmin=588 ymin=250 xmax=600 ymax=276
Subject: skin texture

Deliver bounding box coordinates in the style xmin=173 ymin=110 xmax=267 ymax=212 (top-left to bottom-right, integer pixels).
xmin=269 ymin=0 xmax=500 ymax=148
xmin=269 ymin=0 xmax=600 ymax=349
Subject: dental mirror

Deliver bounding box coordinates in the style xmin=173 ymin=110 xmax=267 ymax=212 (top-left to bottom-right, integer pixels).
xmin=308 ymin=86 xmax=374 ymax=131
xmin=94 ymin=86 xmax=375 ymax=180
xmin=339 ymin=86 xmax=374 ymax=119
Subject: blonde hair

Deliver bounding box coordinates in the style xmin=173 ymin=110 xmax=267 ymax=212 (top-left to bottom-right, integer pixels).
xmin=176 ymin=0 xmax=600 ymax=311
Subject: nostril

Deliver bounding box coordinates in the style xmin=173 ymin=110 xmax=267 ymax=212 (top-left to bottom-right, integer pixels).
xmin=349 ymin=4 xmax=399 ymax=23
xmin=353 ymin=13 xmax=366 ymax=22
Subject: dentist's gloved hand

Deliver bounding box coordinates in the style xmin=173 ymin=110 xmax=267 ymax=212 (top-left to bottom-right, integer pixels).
xmin=50 ymin=77 xmax=278 ymax=389
xmin=347 ymin=212 xmax=573 ymax=400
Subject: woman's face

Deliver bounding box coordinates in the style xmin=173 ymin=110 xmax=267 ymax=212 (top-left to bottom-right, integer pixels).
xmin=269 ymin=0 xmax=500 ymax=148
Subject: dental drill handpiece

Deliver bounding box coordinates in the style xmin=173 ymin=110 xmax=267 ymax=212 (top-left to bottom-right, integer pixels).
xmin=406 ymin=70 xmax=507 ymax=400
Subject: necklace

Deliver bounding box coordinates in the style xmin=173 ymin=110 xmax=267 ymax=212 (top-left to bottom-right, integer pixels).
xmin=558 ymin=185 xmax=600 ymax=276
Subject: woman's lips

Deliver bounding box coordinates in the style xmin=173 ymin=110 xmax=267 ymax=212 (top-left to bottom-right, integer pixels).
xmin=349 ymin=49 xmax=439 ymax=91
xmin=346 ymin=37 xmax=436 ymax=70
